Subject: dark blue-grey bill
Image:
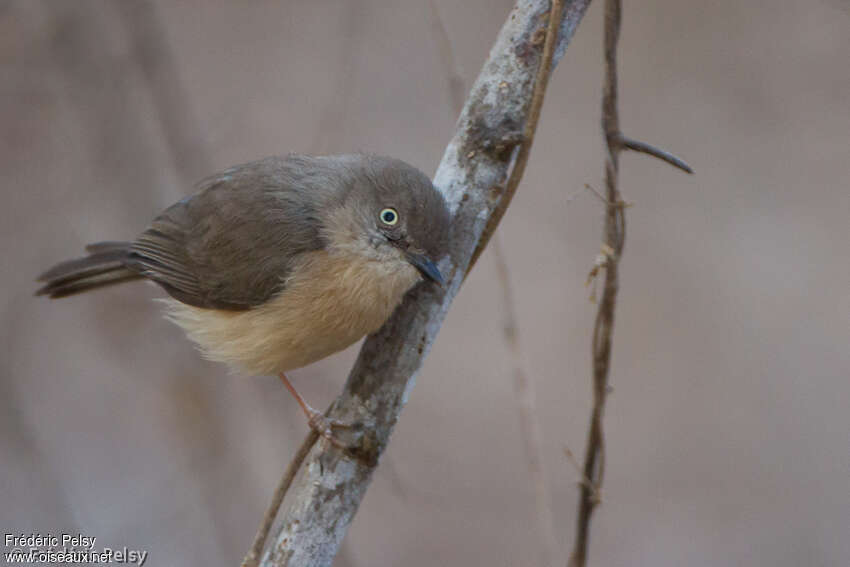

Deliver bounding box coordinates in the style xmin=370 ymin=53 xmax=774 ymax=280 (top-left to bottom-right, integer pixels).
xmin=405 ymin=252 xmax=444 ymax=285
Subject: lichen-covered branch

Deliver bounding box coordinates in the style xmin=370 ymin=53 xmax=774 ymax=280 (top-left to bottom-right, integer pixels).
xmin=254 ymin=2 xmax=591 ymax=565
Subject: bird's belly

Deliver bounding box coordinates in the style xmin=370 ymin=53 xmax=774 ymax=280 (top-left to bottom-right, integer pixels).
xmin=161 ymin=250 xmax=420 ymax=375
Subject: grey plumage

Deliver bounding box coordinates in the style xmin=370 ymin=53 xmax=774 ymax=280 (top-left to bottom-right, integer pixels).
xmin=36 ymin=154 xmax=450 ymax=310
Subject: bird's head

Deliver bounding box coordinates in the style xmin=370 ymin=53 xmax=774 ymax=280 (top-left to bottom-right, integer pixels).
xmin=321 ymin=156 xmax=451 ymax=286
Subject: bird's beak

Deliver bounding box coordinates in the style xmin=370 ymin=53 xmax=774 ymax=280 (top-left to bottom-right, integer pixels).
xmin=405 ymin=251 xmax=444 ymax=286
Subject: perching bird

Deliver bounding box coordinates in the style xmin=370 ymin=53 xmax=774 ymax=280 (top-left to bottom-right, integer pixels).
xmin=36 ymin=154 xmax=451 ymax=439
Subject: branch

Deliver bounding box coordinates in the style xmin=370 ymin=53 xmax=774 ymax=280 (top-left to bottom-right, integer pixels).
xmin=467 ymin=0 xmax=568 ymax=272
xmin=567 ymin=0 xmax=690 ymax=564
xmin=254 ymin=2 xmax=591 ymax=565
xmin=567 ymin=2 xmax=623 ymax=565
xmin=620 ymin=135 xmax=693 ymax=174
xmin=241 ymin=431 xmax=318 ymax=567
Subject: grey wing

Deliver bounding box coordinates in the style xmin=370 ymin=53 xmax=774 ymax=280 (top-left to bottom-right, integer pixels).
xmin=127 ymin=157 xmax=326 ymax=310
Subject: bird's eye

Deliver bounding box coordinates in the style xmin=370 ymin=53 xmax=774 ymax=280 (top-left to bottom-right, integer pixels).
xmin=379 ymin=208 xmax=399 ymax=226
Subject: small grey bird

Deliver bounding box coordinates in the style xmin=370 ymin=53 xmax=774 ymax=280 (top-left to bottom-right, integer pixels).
xmin=37 ymin=154 xmax=451 ymax=438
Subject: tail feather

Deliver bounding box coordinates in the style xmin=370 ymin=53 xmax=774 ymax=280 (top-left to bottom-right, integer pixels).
xmin=84 ymin=241 xmax=135 ymax=254
xmin=37 ymin=248 xmax=128 ymax=282
xmin=36 ymin=242 xmax=144 ymax=299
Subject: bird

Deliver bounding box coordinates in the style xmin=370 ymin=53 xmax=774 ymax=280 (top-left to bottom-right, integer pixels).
xmin=36 ymin=154 xmax=451 ymax=440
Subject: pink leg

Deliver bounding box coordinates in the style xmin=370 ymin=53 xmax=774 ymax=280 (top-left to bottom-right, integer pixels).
xmin=278 ymin=373 xmax=347 ymax=446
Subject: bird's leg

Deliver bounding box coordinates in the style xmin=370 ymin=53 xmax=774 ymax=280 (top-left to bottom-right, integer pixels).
xmin=278 ymin=373 xmax=349 ymax=447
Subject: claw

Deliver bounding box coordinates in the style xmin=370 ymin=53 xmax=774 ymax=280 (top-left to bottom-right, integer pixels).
xmin=306 ymin=410 xmax=351 ymax=449
xmin=278 ymin=372 xmax=353 ymax=448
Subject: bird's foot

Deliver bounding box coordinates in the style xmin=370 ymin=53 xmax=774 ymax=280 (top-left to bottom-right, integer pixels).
xmin=278 ymin=372 xmax=356 ymax=449
xmin=306 ymin=408 xmax=352 ymax=449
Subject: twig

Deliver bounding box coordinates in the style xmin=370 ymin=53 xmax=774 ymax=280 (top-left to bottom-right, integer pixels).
xmin=565 ymin=184 xmax=590 ymax=203
xmin=563 ymin=446 xmax=601 ymax=502
xmin=255 ymin=2 xmax=592 ymax=565
xmin=430 ymin=5 xmax=558 ymax=563
xmin=620 ymin=135 xmax=693 ymax=174
xmin=583 ymin=183 xmax=631 ymax=208
xmin=427 ymin=0 xmax=467 ymax=117
xmin=493 ymin=234 xmax=560 ymax=566
xmin=241 ymin=430 xmax=319 ymax=567
xmin=567 ymin=1 xmax=690 ymax=565
xmin=467 ymin=0 xmax=567 ymax=273
xmin=567 ymin=1 xmax=624 ymax=565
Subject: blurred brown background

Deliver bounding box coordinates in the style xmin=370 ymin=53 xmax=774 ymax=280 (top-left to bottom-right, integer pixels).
xmin=2 ymin=1 xmax=848 ymax=565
